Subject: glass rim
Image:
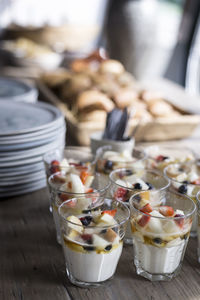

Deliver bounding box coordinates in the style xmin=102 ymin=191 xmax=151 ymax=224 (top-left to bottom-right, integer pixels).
xmin=196 ymin=190 xmax=200 ymax=203
xmin=95 ymin=145 xmax=147 ymax=164
xmin=129 ymin=190 xmax=196 ymax=220
xmin=58 ymin=197 xmax=130 ymax=229
xmin=164 ymin=163 xmax=200 ymax=187
xmin=144 ymin=145 xmax=195 ymax=161
xmin=109 ymin=167 xmax=170 ymax=192
xmin=48 ymin=171 xmax=111 ymax=195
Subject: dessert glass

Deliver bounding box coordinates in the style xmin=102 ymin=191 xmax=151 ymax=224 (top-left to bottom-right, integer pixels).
xmin=144 ymin=145 xmax=195 ymax=172
xmin=58 ymin=196 xmax=130 ymax=287
xmin=43 ymin=146 xmax=95 ymax=178
xmin=109 ymin=168 xmax=170 ymax=244
xmin=96 ymin=145 xmax=146 ymax=176
xmin=196 ymin=191 xmax=200 ymax=263
xmin=129 ymin=190 xmax=196 ymax=281
xmin=164 ymin=162 xmax=200 ymax=236
xmin=48 ymin=171 xmax=110 ymax=244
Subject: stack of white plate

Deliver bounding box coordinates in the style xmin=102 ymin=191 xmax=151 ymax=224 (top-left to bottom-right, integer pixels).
xmin=0 ymin=100 xmax=66 ymax=198
xmin=0 ymin=77 xmax=38 ymax=103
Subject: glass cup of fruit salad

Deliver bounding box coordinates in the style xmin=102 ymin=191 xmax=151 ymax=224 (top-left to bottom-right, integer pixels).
xmin=58 ymin=196 xmax=130 ymax=287
xmin=95 ymin=146 xmax=146 ymax=176
xmin=109 ymin=168 xmax=170 ymax=244
xmin=164 ymin=162 xmax=200 ymax=236
xmin=48 ymin=170 xmax=110 ymax=243
xmin=196 ymin=191 xmax=200 ymax=263
xmin=129 ymin=190 xmax=196 ymax=281
xmin=43 ymin=146 xmax=95 ymax=178
xmin=144 ymin=145 xmax=195 ymax=172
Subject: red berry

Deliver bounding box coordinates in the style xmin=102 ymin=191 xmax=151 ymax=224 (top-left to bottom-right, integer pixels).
xmin=138 ymin=214 xmax=151 ymax=227
xmin=51 ymin=160 xmax=60 ymax=166
xmin=59 ymin=193 xmax=69 ymax=202
xmin=140 ymin=203 xmax=152 ymax=213
xmin=50 ymin=165 xmax=61 ymax=174
xmin=102 ymin=209 xmax=117 ymax=217
xmin=174 ymin=214 xmax=184 ymax=228
xmin=114 ymin=187 xmax=128 ymax=202
xmin=159 ymin=206 xmax=174 ymax=217
xmin=156 ymin=155 xmax=165 ymax=162
xmin=81 ymin=234 xmax=93 ymax=244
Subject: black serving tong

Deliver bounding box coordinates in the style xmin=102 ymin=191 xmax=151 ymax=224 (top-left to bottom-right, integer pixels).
xmin=102 ymin=108 xmax=129 ymax=141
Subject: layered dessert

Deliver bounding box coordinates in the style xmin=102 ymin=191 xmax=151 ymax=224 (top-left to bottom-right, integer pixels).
xmin=144 ymin=145 xmax=194 ymax=171
xmin=130 ymin=191 xmax=195 ymax=280
xmin=110 ymin=168 xmax=169 ymax=243
xmin=96 ymin=148 xmax=146 ymax=175
xmin=165 ymin=163 xmax=200 ymax=234
xmin=58 ymin=198 xmax=129 ymax=286
xmin=49 ymin=171 xmax=109 ymax=243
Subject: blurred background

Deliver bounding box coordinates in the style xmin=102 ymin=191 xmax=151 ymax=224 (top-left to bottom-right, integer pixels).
xmin=0 ymin=0 xmax=199 ymax=94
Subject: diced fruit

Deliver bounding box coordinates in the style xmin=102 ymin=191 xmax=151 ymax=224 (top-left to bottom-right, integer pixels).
xmin=104 ymin=160 xmax=113 ymax=170
xmin=81 ymin=234 xmax=93 ymax=244
xmin=93 ymin=234 xmax=109 ymax=248
xmin=191 ymin=178 xmax=200 ymax=185
xmin=156 ymin=155 xmax=168 ymax=162
xmin=100 ymin=212 xmax=116 ymax=225
xmin=114 ymin=187 xmax=128 ymax=202
xmin=64 ymin=199 xmax=77 ymax=208
xmin=178 ymin=185 xmax=187 ymax=194
xmin=140 ymin=203 xmax=153 ymax=213
xmin=60 ymin=158 xmax=69 ymax=168
xmin=66 ymin=215 xmax=83 ymax=233
xmin=137 ymin=214 xmax=151 ymax=227
xmin=84 ymin=175 xmax=94 ymax=188
xmin=159 ymin=206 xmax=174 ymax=217
xmin=163 ymin=220 xmax=179 ymax=234
xmin=102 ymin=209 xmax=117 ymax=217
xmin=80 ymin=216 xmax=93 ymax=226
xmin=50 ymin=165 xmax=61 ymax=174
xmin=68 ymin=229 xmax=79 ymax=240
xmin=80 ymin=171 xmax=89 ymax=184
xmin=174 ymin=214 xmax=184 ymax=228
xmin=70 ymin=174 xmax=85 ymax=193
xmin=176 ymin=173 xmax=188 ymax=182
xmin=148 ymin=211 xmax=164 ymax=233
xmin=103 ymin=228 xmax=117 ymax=242
xmin=85 ymin=188 xmax=94 ymax=193
xmin=51 ymin=160 xmax=60 ymax=166
xmin=52 ymin=175 xmax=66 ymax=183
xmin=59 ymin=193 xmax=69 ymax=202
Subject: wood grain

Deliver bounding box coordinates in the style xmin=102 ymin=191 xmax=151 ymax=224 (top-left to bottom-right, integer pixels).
xmin=1 ymin=187 xmax=200 ymax=300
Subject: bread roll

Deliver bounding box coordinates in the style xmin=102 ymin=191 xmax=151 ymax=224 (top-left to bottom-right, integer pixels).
xmin=78 ymin=110 xmax=107 ymax=123
xmin=99 ymin=59 xmax=124 ymax=75
xmin=113 ymin=88 xmax=138 ymax=109
xmin=77 ymin=90 xmax=115 ymax=112
xmin=148 ymin=100 xmax=173 ymax=117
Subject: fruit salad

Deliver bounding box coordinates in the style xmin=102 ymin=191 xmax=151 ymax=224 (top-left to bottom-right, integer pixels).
xmin=48 ymin=171 xmax=110 ymax=243
xmin=58 ymin=197 xmax=129 ymax=287
xmin=130 ymin=190 xmax=195 ymax=281
xmin=109 ymin=168 xmax=169 ymax=244
xmin=164 ymin=163 xmax=200 ymax=235
xmin=43 ymin=146 xmax=95 ymax=178
xmin=96 ymin=148 xmax=146 ymax=175
xmin=144 ymin=145 xmax=194 ymax=172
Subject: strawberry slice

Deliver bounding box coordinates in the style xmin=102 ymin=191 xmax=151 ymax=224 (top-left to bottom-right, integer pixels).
xmin=80 ymin=171 xmax=89 ymax=184
xmin=140 ymin=203 xmax=152 ymax=213
xmin=51 ymin=160 xmax=60 ymax=166
xmin=59 ymin=193 xmax=69 ymax=202
xmin=102 ymin=209 xmax=117 ymax=217
xmin=174 ymin=214 xmax=184 ymax=228
xmin=191 ymin=178 xmax=200 ymax=185
xmin=85 ymin=188 xmax=94 ymax=193
xmin=50 ymin=165 xmax=61 ymax=174
xmin=159 ymin=206 xmax=174 ymax=217
xmin=138 ymin=214 xmax=151 ymax=227
xmin=114 ymin=187 xmax=128 ymax=202
xmin=69 ymin=163 xmax=88 ymax=171
xmin=81 ymin=234 xmax=93 ymax=244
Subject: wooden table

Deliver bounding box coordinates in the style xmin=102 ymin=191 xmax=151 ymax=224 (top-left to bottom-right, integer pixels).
xmin=1 ymin=166 xmax=200 ymax=300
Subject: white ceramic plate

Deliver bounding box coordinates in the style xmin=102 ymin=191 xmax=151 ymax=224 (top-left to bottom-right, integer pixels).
xmin=0 ymin=162 xmax=44 ymax=176
xmin=0 ymin=170 xmax=46 ymax=186
xmin=0 ymin=180 xmax=46 ymax=198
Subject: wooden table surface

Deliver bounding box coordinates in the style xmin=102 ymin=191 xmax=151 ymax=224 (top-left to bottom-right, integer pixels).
xmin=1 ymin=156 xmax=200 ymax=300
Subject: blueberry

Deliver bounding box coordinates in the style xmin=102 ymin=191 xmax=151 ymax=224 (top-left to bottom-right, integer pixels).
xmin=104 ymin=160 xmax=113 ymax=170
xmin=146 ymin=182 xmax=153 ymax=190
xmin=178 ymin=168 xmax=184 ymax=172
xmin=153 ymin=238 xmax=162 ymax=244
xmin=100 ymin=229 xmax=107 ymax=234
xmin=178 ymin=185 xmax=187 ymax=194
xmin=183 ymin=180 xmax=189 ymax=184
xmin=134 ymin=183 xmax=142 ymax=190
xmin=126 ymin=170 xmax=133 ymax=176
xmin=163 ymin=156 xmax=169 ymax=160
xmin=80 ymin=216 xmax=93 ymax=226
xmin=105 ymin=245 xmax=112 ymax=251
xmin=82 ymin=209 xmax=91 ymax=214
xmin=83 ymin=246 xmax=95 ymax=251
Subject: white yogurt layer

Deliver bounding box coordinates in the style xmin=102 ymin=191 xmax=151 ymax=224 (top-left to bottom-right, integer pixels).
xmin=63 ymin=242 xmax=123 ymax=282
xmin=133 ymin=236 xmax=185 ymax=274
